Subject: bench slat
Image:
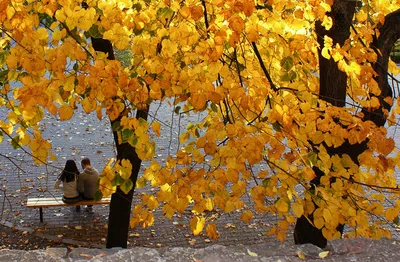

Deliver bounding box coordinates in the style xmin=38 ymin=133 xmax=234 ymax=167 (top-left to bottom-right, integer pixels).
xmin=27 ymin=197 xmax=111 ymax=208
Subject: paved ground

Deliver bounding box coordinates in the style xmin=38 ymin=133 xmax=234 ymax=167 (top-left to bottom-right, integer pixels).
xmin=1 ymin=99 xmax=400 ymax=252
xmin=0 ymin=102 xmax=283 ymax=249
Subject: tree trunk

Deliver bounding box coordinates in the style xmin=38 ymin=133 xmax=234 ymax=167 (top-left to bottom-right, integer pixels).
xmin=90 ymin=37 xmax=150 ymax=248
xmin=294 ymin=5 xmax=400 ymax=248
xmin=294 ymin=0 xmax=357 ymax=248
xmin=106 ymin=109 xmax=149 ymax=248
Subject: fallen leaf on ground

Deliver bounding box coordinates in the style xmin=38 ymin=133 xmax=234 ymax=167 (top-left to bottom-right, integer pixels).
xmin=319 ymin=251 xmax=330 ymax=258
xmin=75 ymin=226 xmax=82 ymax=230
xmin=296 ymin=251 xmax=306 ymax=260
xmin=188 ymin=239 xmax=196 ymax=245
xmin=80 ymin=254 xmax=93 ymax=259
xmin=247 ymin=249 xmax=258 ymax=257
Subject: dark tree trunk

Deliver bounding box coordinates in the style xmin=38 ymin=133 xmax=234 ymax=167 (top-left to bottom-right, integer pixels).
xmin=315 ymin=0 xmax=357 ymax=107
xmin=106 ymin=109 xmax=149 ymax=248
xmin=90 ymin=37 xmax=150 ymax=248
xmin=294 ymin=0 xmax=356 ymax=248
xmin=294 ymin=4 xmax=400 ymax=248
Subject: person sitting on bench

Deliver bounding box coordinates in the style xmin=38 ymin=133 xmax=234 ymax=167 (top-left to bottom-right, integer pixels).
xmin=54 ymin=160 xmax=81 ymax=205
xmin=78 ymin=157 xmax=100 ymax=213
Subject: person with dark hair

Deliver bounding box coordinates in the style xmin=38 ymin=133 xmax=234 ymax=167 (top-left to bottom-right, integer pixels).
xmin=78 ymin=157 xmax=100 ymax=213
xmin=54 ymin=160 xmax=81 ymax=205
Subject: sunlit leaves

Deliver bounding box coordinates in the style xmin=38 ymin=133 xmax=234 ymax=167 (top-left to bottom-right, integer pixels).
xmin=104 ymin=23 xmax=132 ymax=50
xmin=240 ymin=210 xmax=253 ymax=223
xmin=58 ymin=104 xmax=74 ymax=120
xmin=292 ymin=201 xmax=304 ymax=218
xmin=206 ymin=224 xmax=219 ymax=240
xmin=151 ymin=121 xmax=161 ymax=137
xmin=190 ymin=216 xmax=205 ymax=236
xmin=1 ymin=0 xmax=400 ymax=244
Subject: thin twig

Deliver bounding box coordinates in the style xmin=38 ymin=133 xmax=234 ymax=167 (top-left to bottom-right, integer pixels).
xmin=251 ymin=42 xmax=278 ymax=92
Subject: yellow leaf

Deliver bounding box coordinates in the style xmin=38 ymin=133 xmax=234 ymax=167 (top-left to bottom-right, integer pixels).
xmin=292 ymin=201 xmax=304 ymax=218
xmin=224 ymin=201 xmax=235 ymax=213
xmin=319 ymin=251 xmax=330 ymax=258
xmin=240 ymin=210 xmax=253 ymax=223
xmin=205 ymin=198 xmax=214 ymax=211
xmin=323 ymin=208 xmax=332 ymax=223
xmin=385 ymin=207 xmax=399 ymax=221
xmin=302 ymin=167 xmax=316 ymax=181
xmin=206 ymin=224 xmax=219 ymax=240
xmin=179 ymin=6 xmax=190 ymax=18
xmin=229 ymin=16 xmax=245 ymax=34
xmin=275 ymin=199 xmax=290 ymax=213
xmin=147 ymin=195 xmax=159 ymax=210
xmin=118 ymin=159 xmax=132 ymax=180
xmin=247 ymin=249 xmax=258 ymax=257
xmin=190 ymin=216 xmax=205 ymax=236
xmin=59 ymin=104 xmax=74 ymax=120
xmin=152 ymin=121 xmax=161 ymax=137
xmin=176 ymin=197 xmax=189 ymax=213
xmin=103 ymin=23 xmax=131 ymax=50
xmin=189 ymin=5 xmax=203 ymax=21
xmin=37 ymin=27 xmax=48 ymax=41
xmin=190 ymin=93 xmax=207 ymax=111
xmin=314 ymin=217 xmax=325 ymax=229
xmin=63 ymin=77 xmax=75 ymax=91
xmin=161 ymin=39 xmax=178 ymax=58
xmin=226 ymin=169 xmax=239 ymax=183
xmin=321 ymin=47 xmax=331 ymax=59
xmin=321 ymin=16 xmax=332 ymax=30
xmin=297 ymin=251 xmax=306 ymax=260
xmin=136 ymin=177 xmax=146 ymax=188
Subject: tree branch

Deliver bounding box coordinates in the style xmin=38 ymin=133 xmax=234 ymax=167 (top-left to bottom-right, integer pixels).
xmin=201 ymin=0 xmax=210 ymax=39
xmin=251 ymin=42 xmax=278 ymax=92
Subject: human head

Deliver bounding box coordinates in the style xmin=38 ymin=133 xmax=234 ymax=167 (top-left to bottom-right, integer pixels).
xmin=60 ymin=160 xmax=79 ymax=182
xmin=81 ymin=157 xmax=91 ymax=169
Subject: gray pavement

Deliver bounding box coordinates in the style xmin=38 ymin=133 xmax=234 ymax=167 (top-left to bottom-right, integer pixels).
xmin=1 ymin=100 xmax=400 ymax=258
xmin=0 ymin=102 xmax=282 ymax=249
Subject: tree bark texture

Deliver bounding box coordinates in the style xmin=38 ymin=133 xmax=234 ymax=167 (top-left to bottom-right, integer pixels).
xmin=294 ymin=1 xmax=399 ymax=248
xmin=295 ymin=6 xmax=400 ymax=248
xmin=106 ymin=109 xmax=149 ymax=248
xmin=90 ymin=37 xmax=149 ymax=248
xmin=316 ymin=0 xmax=357 ymax=107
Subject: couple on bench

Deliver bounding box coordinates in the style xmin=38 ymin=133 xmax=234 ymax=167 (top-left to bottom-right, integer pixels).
xmin=54 ymin=157 xmax=100 ymax=213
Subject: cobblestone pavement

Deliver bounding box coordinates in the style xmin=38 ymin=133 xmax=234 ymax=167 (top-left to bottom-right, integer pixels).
xmin=0 ymin=102 xmax=285 ymax=249
xmin=1 ymin=101 xmax=400 ymax=249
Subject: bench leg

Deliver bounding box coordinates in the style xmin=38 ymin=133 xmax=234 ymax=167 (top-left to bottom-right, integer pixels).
xmin=39 ymin=207 xmax=43 ymax=223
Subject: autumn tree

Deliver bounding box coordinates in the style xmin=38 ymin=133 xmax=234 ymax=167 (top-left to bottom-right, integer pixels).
xmin=2 ymin=0 xmax=400 ymax=249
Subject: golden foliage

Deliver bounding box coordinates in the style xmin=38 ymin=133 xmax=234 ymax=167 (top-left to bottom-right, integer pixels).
xmin=1 ymin=0 xmax=400 ymax=241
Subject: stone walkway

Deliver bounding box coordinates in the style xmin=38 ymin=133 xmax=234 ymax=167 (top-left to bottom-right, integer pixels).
xmin=0 ymin=103 xmax=282 ymax=249
xmin=1 ymin=101 xmax=400 ymax=250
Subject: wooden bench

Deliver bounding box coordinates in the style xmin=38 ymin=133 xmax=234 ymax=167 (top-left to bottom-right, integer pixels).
xmin=26 ymin=197 xmax=111 ymax=222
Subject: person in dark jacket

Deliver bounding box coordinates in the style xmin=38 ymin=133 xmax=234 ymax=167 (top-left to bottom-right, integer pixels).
xmin=78 ymin=157 xmax=100 ymax=213
xmin=54 ymin=160 xmax=81 ymax=205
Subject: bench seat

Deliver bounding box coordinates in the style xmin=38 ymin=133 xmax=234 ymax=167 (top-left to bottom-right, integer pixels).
xmin=27 ymin=196 xmax=111 ymax=222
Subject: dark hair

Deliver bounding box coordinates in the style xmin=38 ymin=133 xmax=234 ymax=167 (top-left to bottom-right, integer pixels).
xmin=81 ymin=157 xmax=91 ymax=166
xmin=59 ymin=160 xmax=79 ymax=183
